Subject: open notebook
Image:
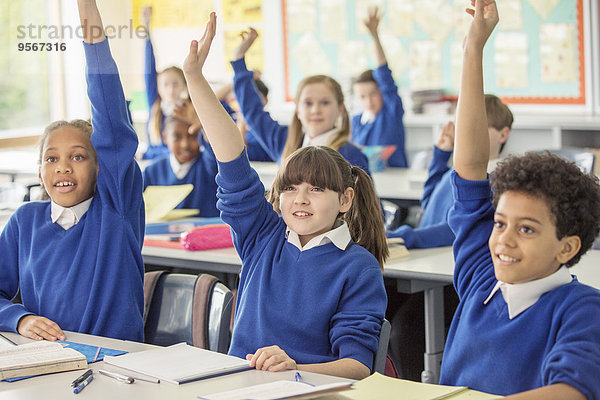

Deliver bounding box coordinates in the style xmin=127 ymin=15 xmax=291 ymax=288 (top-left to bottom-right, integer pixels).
xmin=143 ymin=184 xmax=198 ymax=222
xmin=103 ymin=343 xmax=251 ymax=385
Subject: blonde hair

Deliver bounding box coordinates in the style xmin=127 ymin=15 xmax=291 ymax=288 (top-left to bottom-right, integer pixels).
xmin=148 ymin=66 xmax=187 ymax=146
xmin=268 ymin=146 xmax=388 ymax=269
xmin=281 ymin=75 xmax=351 ymax=161
xmin=37 ymin=119 xmax=96 ymax=200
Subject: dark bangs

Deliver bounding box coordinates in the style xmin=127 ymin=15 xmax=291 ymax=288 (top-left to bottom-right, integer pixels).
xmin=276 ymin=147 xmax=346 ymax=194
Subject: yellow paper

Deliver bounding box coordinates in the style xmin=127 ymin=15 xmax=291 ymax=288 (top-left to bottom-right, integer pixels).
xmin=143 ymin=184 xmax=194 ymax=223
xmin=337 ymin=373 xmax=469 ymax=400
xmin=161 ymin=209 xmax=200 ymax=221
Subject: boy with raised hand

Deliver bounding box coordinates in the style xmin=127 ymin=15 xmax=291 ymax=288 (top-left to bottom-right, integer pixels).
xmin=441 ymin=0 xmax=600 ymax=398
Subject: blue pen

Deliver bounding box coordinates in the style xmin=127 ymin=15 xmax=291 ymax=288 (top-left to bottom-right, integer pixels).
xmin=73 ymin=372 xmax=94 ymax=394
xmin=294 ymin=372 xmax=314 ymax=387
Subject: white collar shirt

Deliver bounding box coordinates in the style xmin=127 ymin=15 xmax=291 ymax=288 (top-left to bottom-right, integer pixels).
xmin=301 ymin=128 xmax=339 ymax=148
xmin=169 ymin=154 xmax=195 ymax=180
xmin=483 ymin=266 xmax=573 ymax=319
xmin=360 ymin=111 xmax=376 ymax=125
xmin=286 ymin=220 xmax=351 ymax=251
xmin=51 ymin=197 xmax=93 ymax=230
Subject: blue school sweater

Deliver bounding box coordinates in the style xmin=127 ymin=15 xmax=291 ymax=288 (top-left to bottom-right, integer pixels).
xmin=387 ymin=146 xmax=454 ymax=248
xmin=439 ymin=171 xmax=600 ymax=398
xmin=351 ymin=64 xmax=407 ymax=167
xmin=142 ymin=150 xmax=219 ymax=218
xmin=231 ymin=58 xmax=371 ymax=174
xmin=218 ymin=150 xmax=386 ymax=370
xmin=0 ymin=39 xmax=145 ymax=341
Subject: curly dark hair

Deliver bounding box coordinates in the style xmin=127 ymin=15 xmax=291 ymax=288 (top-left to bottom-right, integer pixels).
xmin=491 ymin=152 xmax=600 ymax=267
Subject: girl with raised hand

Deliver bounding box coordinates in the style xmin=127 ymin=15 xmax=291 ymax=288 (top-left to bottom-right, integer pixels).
xmin=230 ymin=28 xmax=370 ymax=174
xmin=183 ymin=13 xmax=387 ymax=380
xmin=0 ymin=0 xmax=145 ymax=342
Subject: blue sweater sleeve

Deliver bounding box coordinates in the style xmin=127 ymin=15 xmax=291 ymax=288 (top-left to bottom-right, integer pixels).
xmin=215 ymin=149 xmax=282 ymax=260
xmin=422 ymin=146 xmax=452 ymax=209
xmin=144 ymin=38 xmax=158 ymax=110
xmin=0 ymin=213 xmax=32 ymax=331
xmin=85 ymin=39 xmax=144 ymax=224
xmin=387 ymin=222 xmax=455 ymax=249
xmin=231 ymin=58 xmax=288 ymax=163
xmin=373 ymin=64 xmax=404 ymax=117
xmin=448 ymin=171 xmax=495 ymax=299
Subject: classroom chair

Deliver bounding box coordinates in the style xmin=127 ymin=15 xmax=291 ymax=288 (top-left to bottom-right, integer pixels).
xmin=374 ymin=319 xmax=399 ymax=377
xmin=143 ymin=271 xmax=234 ymax=353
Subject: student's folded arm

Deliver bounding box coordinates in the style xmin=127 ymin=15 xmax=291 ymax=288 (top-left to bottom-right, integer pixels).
xmin=0 ymin=214 xmax=32 ymax=332
xmin=84 ymin=40 xmax=143 ymax=217
xmin=144 ymin=38 xmax=159 ymax=109
xmin=389 ymin=223 xmax=455 ymax=249
xmin=421 ymin=147 xmax=452 ymax=208
xmin=447 ymin=172 xmax=495 ymax=298
xmin=329 ymin=264 xmax=387 ymax=377
xmin=298 ymin=358 xmax=370 ymax=380
xmin=231 ymin=58 xmax=287 ymax=161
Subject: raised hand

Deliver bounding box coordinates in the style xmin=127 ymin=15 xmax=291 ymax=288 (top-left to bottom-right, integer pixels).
xmin=464 ymin=0 xmax=499 ymax=51
xmin=183 ymin=12 xmax=217 ymax=79
xmin=363 ymin=6 xmax=381 ymax=37
xmin=17 ymin=315 xmax=66 ymax=341
xmin=436 ymin=121 xmax=455 ymax=152
xmin=232 ymin=28 xmax=258 ymax=60
xmin=246 ymin=345 xmax=297 ymax=372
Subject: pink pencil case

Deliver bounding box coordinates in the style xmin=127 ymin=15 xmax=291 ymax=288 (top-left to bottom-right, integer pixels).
xmin=180 ymin=224 xmax=234 ymax=251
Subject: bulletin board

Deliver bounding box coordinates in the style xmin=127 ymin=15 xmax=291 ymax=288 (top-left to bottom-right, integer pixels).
xmin=282 ymin=0 xmax=587 ymax=105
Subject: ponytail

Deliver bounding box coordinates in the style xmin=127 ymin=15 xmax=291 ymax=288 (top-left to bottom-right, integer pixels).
xmin=148 ymin=99 xmax=164 ymax=146
xmin=345 ymin=166 xmax=389 ymax=269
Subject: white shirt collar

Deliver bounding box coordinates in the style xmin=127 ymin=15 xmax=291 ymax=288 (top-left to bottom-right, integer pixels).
xmin=360 ymin=111 xmax=376 ymax=125
xmin=286 ymin=220 xmax=351 ymax=251
xmin=169 ymin=154 xmax=196 ymax=180
xmin=51 ymin=197 xmax=93 ymax=230
xmin=301 ymin=128 xmax=339 ymax=148
xmin=483 ymin=266 xmax=573 ymax=319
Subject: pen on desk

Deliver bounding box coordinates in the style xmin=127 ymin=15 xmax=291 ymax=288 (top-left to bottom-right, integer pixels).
xmin=92 ymin=346 xmax=101 ymax=362
xmin=71 ymin=369 xmax=93 ymax=388
xmin=98 ymin=369 xmax=135 ymax=384
xmin=73 ymin=372 xmax=94 ymax=394
xmin=294 ymin=371 xmax=314 ymax=386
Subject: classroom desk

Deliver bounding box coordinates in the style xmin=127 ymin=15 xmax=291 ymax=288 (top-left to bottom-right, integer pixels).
xmin=141 ymin=243 xmax=600 ymax=385
xmin=250 ymin=161 xmax=427 ymax=202
xmin=0 ymin=331 xmax=351 ymax=400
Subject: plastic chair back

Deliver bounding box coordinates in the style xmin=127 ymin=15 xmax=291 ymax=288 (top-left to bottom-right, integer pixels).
xmin=143 ymin=272 xmax=233 ymax=353
xmin=373 ymin=319 xmax=392 ymax=374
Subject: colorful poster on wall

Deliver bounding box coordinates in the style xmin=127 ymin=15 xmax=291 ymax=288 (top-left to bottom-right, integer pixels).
xmin=282 ymin=0 xmax=586 ymax=105
xmin=132 ymin=0 xmax=213 ymax=28
xmin=222 ymin=0 xmax=262 ymax=24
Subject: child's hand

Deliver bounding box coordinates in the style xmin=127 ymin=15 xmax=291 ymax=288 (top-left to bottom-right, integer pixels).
xmin=173 ymin=99 xmax=203 ymax=134
xmin=436 ymin=121 xmax=455 ymax=152
xmin=363 ymin=6 xmax=381 ymax=37
xmin=183 ymin=12 xmax=217 ymax=79
xmin=246 ymin=345 xmax=297 ymax=372
xmin=141 ymin=6 xmax=152 ymax=30
xmin=17 ymin=315 xmax=66 ymax=341
xmin=232 ymin=28 xmax=258 ymax=61
xmin=464 ymin=0 xmax=498 ymax=51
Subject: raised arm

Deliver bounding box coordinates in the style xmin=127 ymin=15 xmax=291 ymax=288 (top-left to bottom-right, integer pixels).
xmin=232 ymin=27 xmax=258 ymax=61
xmin=184 ymin=13 xmax=244 ymax=162
xmin=364 ymin=6 xmax=386 ymax=67
xmin=453 ymin=0 xmax=497 ymax=180
xmin=77 ymin=0 xmax=105 ymax=44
